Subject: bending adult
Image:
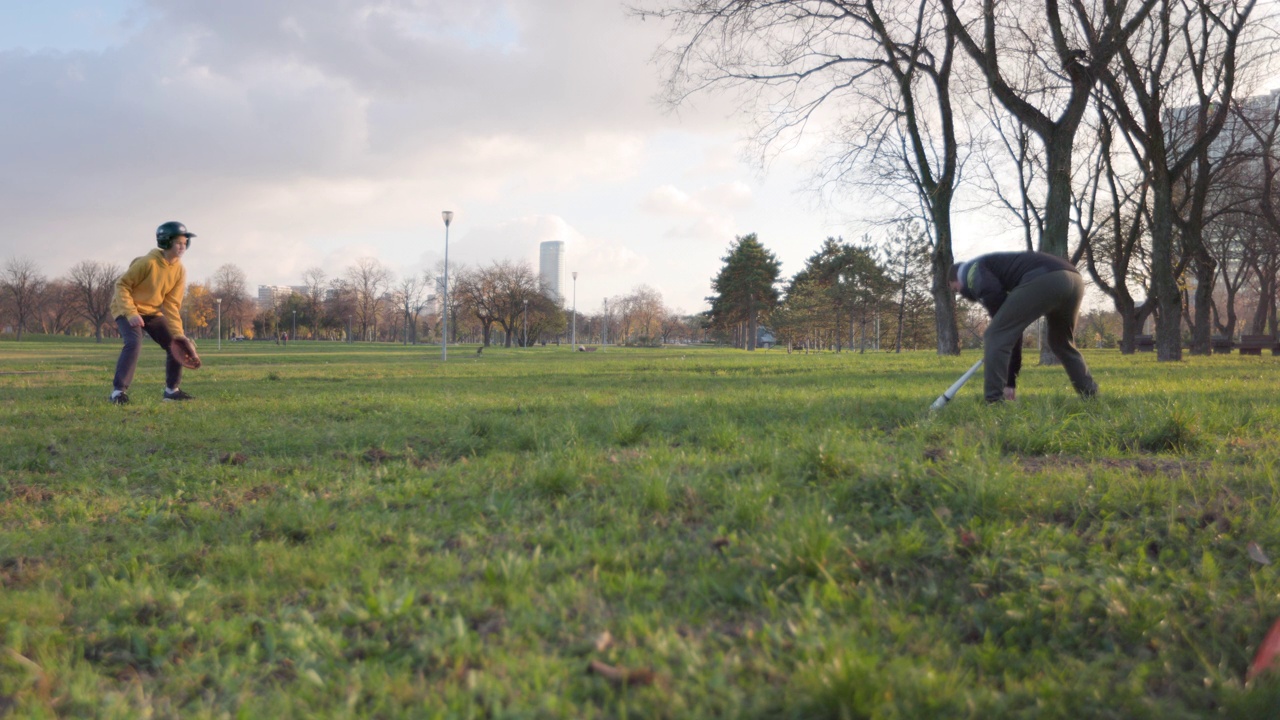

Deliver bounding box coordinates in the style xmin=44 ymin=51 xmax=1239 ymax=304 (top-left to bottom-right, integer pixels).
xmin=949 ymin=251 xmax=1098 ymax=404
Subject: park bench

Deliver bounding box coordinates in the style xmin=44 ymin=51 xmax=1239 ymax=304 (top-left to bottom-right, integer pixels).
xmin=1135 ymin=335 xmax=1155 ymax=352
xmin=1239 ymin=334 xmax=1280 ymax=356
xmin=1211 ymin=335 xmax=1234 ymax=354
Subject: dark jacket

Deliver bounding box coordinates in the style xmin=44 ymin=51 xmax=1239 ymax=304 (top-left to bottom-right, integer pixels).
xmin=958 ymin=251 xmax=1079 ymax=389
xmin=957 ymin=251 xmax=1078 ymax=315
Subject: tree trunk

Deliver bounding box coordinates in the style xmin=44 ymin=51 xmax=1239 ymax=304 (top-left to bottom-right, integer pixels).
xmin=1188 ymin=244 xmax=1216 ymax=355
xmin=931 ymin=218 xmax=960 ymax=356
xmin=1040 ymin=134 xmax=1075 ymax=259
xmin=1150 ymin=178 xmax=1183 ymax=361
xmin=1119 ymin=305 xmax=1140 ymax=354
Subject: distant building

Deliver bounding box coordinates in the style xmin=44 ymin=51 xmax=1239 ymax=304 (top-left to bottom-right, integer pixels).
xmin=539 ymin=241 xmax=566 ymax=303
xmin=257 ymin=284 xmax=297 ymax=308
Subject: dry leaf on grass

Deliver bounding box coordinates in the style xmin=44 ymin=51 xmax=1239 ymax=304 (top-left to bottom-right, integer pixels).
xmin=1247 ymin=541 xmax=1271 ymax=566
xmin=1248 ymin=617 xmax=1280 ymax=682
xmin=587 ymin=659 xmax=655 ymax=687
xmin=594 ymin=631 xmax=613 ymax=653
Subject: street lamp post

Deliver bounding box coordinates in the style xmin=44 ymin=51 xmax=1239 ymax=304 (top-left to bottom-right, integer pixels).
xmin=216 ymin=298 xmax=222 ymax=351
xmin=442 ymin=210 xmax=453 ymax=361
xmin=523 ymin=299 xmax=528 ymax=348
xmin=571 ymin=271 xmax=578 ymax=347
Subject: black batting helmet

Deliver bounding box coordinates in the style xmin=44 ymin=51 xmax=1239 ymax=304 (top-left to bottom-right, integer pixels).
xmin=156 ymin=221 xmax=196 ymax=249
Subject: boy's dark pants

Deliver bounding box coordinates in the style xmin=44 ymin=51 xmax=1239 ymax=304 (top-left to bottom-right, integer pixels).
xmin=113 ymin=315 xmax=183 ymax=392
xmin=983 ymin=270 xmax=1096 ymax=403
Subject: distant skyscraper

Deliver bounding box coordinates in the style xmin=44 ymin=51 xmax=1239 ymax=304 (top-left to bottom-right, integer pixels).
xmin=539 ymin=241 xmax=566 ymax=303
xmin=257 ymin=284 xmax=296 ymax=308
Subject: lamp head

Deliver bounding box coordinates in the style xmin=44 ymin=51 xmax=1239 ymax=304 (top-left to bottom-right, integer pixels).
xmin=442 ymin=210 xmax=454 ymax=227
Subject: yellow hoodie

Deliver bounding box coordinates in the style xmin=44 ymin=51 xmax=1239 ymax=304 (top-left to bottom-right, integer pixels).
xmin=110 ymin=249 xmax=187 ymax=337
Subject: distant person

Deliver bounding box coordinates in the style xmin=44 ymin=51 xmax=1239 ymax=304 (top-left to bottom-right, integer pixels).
xmin=281 ymin=331 xmax=288 ymax=346
xmin=949 ymin=251 xmax=1098 ymax=404
xmin=108 ymin=221 xmax=201 ymax=404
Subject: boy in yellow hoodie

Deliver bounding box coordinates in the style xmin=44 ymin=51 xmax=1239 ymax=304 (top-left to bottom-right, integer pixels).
xmin=109 ymin=221 xmax=196 ymax=404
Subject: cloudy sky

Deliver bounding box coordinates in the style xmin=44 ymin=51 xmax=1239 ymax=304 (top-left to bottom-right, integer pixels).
xmin=0 ymin=0 xmax=997 ymax=314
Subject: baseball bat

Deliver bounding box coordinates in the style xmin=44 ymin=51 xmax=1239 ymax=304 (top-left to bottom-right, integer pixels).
xmin=930 ymin=359 xmax=984 ymax=411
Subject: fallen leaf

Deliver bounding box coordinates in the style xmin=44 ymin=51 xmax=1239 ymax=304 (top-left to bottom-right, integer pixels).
xmin=1248 ymin=617 xmax=1280 ymax=682
xmin=587 ymin=659 xmax=655 ymax=687
xmin=711 ymin=537 xmax=730 ymax=555
xmin=594 ymin=631 xmax=613 ymax=653
xmin=1248 ymin=542 xmax=1271 ymax=566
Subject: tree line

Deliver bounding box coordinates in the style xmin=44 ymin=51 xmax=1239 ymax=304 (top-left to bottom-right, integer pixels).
xmin=705 ymin=223 xmax=961 ymax=352
xmin=0 ymin=255 xmax=705 ymax=348
xmin=641 ymin=0 xmax=1278 ymax=360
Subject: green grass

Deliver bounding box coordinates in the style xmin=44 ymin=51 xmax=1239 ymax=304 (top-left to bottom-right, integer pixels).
xmin=3 ymin=337 xmax=1280 ymax=718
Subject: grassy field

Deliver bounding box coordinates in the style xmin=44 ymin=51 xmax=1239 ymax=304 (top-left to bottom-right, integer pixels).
xmin=2 ymin=336 xmax=1280 ymax=718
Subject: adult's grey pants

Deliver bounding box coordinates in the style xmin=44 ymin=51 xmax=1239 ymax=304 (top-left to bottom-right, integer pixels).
xmin=983 ymin=270 xmax=1096 ymax=403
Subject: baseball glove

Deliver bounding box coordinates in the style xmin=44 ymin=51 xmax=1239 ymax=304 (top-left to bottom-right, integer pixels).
xmin=170 ymin=336 xmax=202 ymax=369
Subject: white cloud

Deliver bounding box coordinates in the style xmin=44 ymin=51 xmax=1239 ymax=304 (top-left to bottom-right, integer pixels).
xmin=641 ymin=185 xmax=703 ymax=216
xmin=697 ymin=181 xmax=753 ymax=209
xmin=0 ymin=0 xmax=854 ymax=315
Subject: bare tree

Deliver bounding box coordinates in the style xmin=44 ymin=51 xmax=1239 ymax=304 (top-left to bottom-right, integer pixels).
xmin=974 ymin=91 xmax=1046 ymax=252
xmin=626 ymin=285 xmax=666 ymax=344
xmin=212 ymin=264 xmax=251 ymax=338
xmin=426 ymin=260 xmax=461 ymax=344
xmin=325 ymin=278 xmax=357 ymax=340
xmin=301 ymin=267 xmax=327 ymax=340
xmin=1 ymin=257 xmax=48 ymax=341
xmin=638 ymin=0 xmax=968 ymax=354
xmin=492 ymin=261 xmax=542 ymax=347
xmin=1232 ymin=90 xmax=1280 ymax=336
xmin=1205 ymin=209 xmax=1257 ymax=338
xmin=68 ymin=260 xmax=122 ymax=342
xmin=393 ymin=275 xmax=427 ymax=344
xmin=453 ymin=264 xmax=501 ymax=346
xmin=941 ymin=0 xmax=1159 ymax=260
xmin=39 ymin=279 xmax=78 ymax=335
xmin=1097 ymin=0 xmax=1257 ymax=359
xmin=1074 ymin=100 xmax=1157 ymax=352
xmin=659 ymin=309 xmax=692 ymax=344
xmin=524 ymin=289 xmax=568 ymax=344
xmin=345 ymin=257 xmax=392 ymax=341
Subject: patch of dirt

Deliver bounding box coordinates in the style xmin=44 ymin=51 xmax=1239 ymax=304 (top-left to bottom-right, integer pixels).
xmin=219 ymin=452 xmax=248 ymax=465
xmin=1016 ymin=455 xmax=1212 ymax=478
xmin=5 ymin=484 xmax=54 ymax=503
xmin=469 ymin=611 xmax=506 ymax=638
xmin=923 ymin=447 xmax=949 ymax=463
xmin=1175 ymin=489 xmax=1243 ymax=533
xmin=243 ymin=484 xmax=277 ymax=502
xmin=0 ymin=557 xmax=44 ymax=588
xmin=363 ymin=447 xmax=395 ymax=465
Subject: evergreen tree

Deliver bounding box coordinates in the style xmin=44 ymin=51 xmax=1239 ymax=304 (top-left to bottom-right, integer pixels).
xmin=779 ymin=237 xmax=892 ymax=351
xmin=707 ymin=234 xmax=782 ymax=350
